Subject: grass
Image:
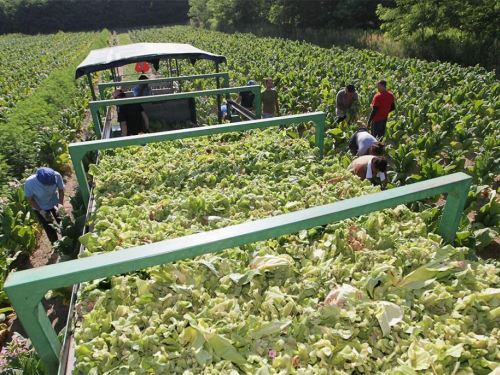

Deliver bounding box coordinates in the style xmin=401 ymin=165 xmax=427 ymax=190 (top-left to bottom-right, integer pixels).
xmin=117 ymin=32 xmax=140 ymax=79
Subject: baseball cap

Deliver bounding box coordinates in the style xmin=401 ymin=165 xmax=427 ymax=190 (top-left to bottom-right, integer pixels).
xmin=36 ymin=167 xmax=56 ymax=185
xmin=247 ymin=80 xmax=256 ymax=86
xmin=112 ymin=89 xmax=124 ymax=99
xmin=346 ymin=84 xmax=356 ymax=93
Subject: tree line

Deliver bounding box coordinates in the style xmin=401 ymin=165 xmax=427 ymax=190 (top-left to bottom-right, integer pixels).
xmin=0 ymin=0 xmax=189 ymax=34
xmin=188 ymin=0 xmax=500 ymax=73
xmin=188 ymin=0 xmax=393 ymax=33
xmin=1 ymin=0 xmax=498 ymax=72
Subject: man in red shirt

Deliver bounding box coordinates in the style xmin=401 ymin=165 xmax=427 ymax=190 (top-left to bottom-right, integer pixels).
xmin=368 ymin=79 xmax=395 ymax=138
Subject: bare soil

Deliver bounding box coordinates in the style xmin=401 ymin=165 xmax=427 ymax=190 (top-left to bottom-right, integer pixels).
xmin=478 ymin=236 xmax=500 ymax=260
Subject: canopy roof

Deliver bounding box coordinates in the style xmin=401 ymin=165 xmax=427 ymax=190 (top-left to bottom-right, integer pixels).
xmin=75 ymin=43 xmax=227 ymax=79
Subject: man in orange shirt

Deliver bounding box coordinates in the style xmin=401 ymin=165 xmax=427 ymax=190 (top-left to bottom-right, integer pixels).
xmin=367 ymin=80 xmax=395 ymax=138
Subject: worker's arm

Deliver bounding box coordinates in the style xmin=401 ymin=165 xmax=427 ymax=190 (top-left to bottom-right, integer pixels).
xmin=336 ymin=91 xmax=347 ymax=111
xmin=275 ymin=97 xmax=280 ymax=116
xmin=381 ymin=174 xmax=388 ymax=190
xmin=58 ymin=188 xmax=64 ymax=206
xmin=236 ymin=95 xmax=242 ymax=104
xmin=120 ymin=121 xmax=128 ymax=136
xmin=142 ymin=111 xmax=149 ymax=132
xmin=354 ymin=164 xmax=366 ymax=181
xmin=390 ymin=102 xmax=395 ymax=113
xmin=26 ymin=196 xmax=42 ymax=212
xmin=27 ymin=196 xmax=52 ymax=221
xmin=368 ymin=106 xmax=378 ymax=124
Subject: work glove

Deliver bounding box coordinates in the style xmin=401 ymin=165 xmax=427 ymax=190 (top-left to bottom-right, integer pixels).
xmin=40 ymin=210 xmax=53 ymax=222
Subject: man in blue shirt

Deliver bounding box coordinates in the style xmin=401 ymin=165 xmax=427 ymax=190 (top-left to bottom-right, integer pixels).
xmin=133 ymin=75 xmax=152 ymax=97
xmin=24 ymin=167 xmax=65 ymax=244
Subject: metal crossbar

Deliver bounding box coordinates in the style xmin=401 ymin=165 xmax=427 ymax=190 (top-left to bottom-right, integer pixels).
xmin=4 ymin=173 xmax=471 ymax=373
xmin=89 ymin=85 xmax=263 ymax=138
xmin=97 ymin=72 xmax=231 ymax=100
xmin=70 ymin=112 xmax=327 ymax=205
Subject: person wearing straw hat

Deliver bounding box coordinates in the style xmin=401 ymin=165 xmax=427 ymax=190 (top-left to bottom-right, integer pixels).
xmin=24 ymin=167 xmax=65 ymax=244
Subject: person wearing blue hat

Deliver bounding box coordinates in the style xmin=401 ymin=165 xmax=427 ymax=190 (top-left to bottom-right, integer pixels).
xmin=220 ymin=104 xmax=229 ymax=121
xmin=133 ymin=75 xmax=152 ymax=97
xmin=24 ymin=167 xmax=65 ymax=244
xmin=236 ymin=80 xmax=257 ymax=111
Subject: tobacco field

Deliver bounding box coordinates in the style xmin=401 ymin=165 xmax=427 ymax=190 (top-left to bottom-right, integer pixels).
xmin=1 ymin=25 xmax=500 ymax=374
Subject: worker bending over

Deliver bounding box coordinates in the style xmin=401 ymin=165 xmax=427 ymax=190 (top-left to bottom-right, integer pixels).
xmin=349 ymin=122 xmax=385 ymax=156
xmin=348 ymin=155 xmax=388 ymax=190
xmin=24 ymin=167 xmax=65 ymax=244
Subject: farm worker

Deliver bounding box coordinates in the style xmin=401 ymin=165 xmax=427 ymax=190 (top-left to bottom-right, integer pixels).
xmin=24 ymin=167 xmax=65 ymax=244
xmin=236 ymin=80 xmax=256 ymax=110
xmin=348 ymin=155 xmax=388 ymax=190
xmin=220 ymin=104 xmax=229 ymax=121
xmin=367 ymin=79 xmax=395 ymax=138
xmin=133 ymin=74 xmax=152 ymax=97
xmin=261 ymin=77 xmax=280 ymax=118
xmin=349 ymin=121 xmax=385 ymax=156
xmin=113 ymin=89 xmax=150 ymax=136
xmin=336 ymin=84 xmax=359 ymax=123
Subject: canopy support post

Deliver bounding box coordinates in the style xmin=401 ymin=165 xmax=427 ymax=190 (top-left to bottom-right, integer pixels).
xmin=87 ymin=73 xmax=97 ymax=102
xmin=216 ymin=63 xmax=222 ymax=123
xmin=176 ymin=59 xmax=182 ymax=92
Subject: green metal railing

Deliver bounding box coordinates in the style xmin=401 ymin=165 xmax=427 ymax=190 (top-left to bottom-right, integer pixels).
xmin=97 ymin=72 xmax=231 ymax=100
xmin=90 ymin=85 xmax=262 ymax=138
xmin=3 ymin=172 xmax=472 ymax=374
xmin=70 ymin=112 xmax=327 ymax=205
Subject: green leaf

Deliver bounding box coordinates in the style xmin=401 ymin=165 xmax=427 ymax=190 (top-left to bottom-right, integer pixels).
xmin=374 ymin=301 xmax=404 ymax=337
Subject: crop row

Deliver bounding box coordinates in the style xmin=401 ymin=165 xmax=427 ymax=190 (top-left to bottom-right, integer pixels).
xmin=129 ymin=27 xmax=500 ymax=184
xmin=0 ymin=31 xmax=109 ymax=310
xmin=73 ymin=130 xmax=500 ymax=374
xmin=128 ymin=26 xmax=500 ymax=248
xmin=0 ymin=32 xmax=96 ymax=120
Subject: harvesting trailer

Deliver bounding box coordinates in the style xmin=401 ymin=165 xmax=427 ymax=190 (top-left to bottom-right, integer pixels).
xmin=4 ymin=44 xmax=473 ymax=374
xmin=74 ymin=43 xmax=262 ymax=139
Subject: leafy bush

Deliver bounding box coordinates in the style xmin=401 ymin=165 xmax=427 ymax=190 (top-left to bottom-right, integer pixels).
xmin=0 ymin=333 xmax=47 ymax=374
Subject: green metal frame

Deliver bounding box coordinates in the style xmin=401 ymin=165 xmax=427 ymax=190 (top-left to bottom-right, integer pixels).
xmin=90 ymin=86 xmax=262 ymax=139
xmin=97 ymin=72 xmax=231 ymax=100
xmin=4 ymin=172 xmax=471 ymax=374
xmin=70 ymin=112 xmax=326 ymax=205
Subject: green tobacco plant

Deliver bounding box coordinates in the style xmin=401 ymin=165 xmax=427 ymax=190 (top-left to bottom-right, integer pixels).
xmin=54 ymin=213 xmax=86 ymax=259
xmin=36 ymin=131 xmax=70 ymax=172
xmin=386 ymin=143 xmax=418 ymax=186
xmin=470 ymin=150 xmax=500 ymax=186
xmin=0 ymin=185 xmax=37 ymax=257
xmin=475 ymin=189 xmax=500 ymax=229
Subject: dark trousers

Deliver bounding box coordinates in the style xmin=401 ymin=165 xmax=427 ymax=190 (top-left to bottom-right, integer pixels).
xmin=34 ymin=208 xmax=61 ymax=244
xmin=371 ymin=119 xmax=387 ymax=138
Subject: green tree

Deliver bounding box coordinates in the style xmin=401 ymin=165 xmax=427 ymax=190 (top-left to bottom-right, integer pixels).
xmin=188 ymin=0 xmax=212 ymax=27
xmin=377 ymin=0 xmax=500 ymax=69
